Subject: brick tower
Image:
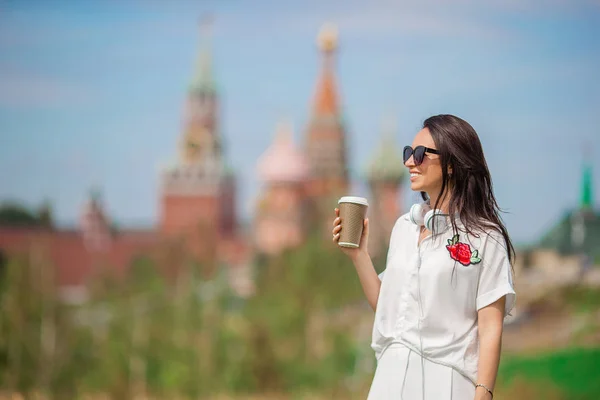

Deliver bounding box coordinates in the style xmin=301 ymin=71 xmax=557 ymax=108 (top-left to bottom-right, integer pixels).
xmin=366 ymin=118 xmax=406 ymax=258
xmin=159 ymin=19 xmax=236 ymax=270
xmin=304 ymin=24 xmax=350 ymax=226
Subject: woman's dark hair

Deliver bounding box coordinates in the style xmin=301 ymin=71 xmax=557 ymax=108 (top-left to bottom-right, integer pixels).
xmin=422 ymin=114 xmax=515 ymax=264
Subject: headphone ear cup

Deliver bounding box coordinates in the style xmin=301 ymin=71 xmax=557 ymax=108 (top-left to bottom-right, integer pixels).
xmin=409 ymin=203 xmax=424 ymax=226
xmin=424 ymin=209 xmax=449 ymax=233
xmin=438 ymin=214 xmax=449 ymax=233
xmin=424 ymin=209 xmax=435 ymax=231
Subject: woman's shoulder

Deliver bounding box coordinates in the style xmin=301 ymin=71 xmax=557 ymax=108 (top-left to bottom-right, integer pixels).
xmin=395 ymin=212 xmax=413 ymax=229
xmin=387 ymin=212 xmax=413 ymax=239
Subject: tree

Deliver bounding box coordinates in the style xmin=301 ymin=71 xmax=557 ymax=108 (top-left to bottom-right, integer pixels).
xmin=0 ymin=203 xmax=40 ymax=227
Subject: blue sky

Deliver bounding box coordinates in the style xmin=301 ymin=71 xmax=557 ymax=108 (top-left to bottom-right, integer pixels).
xmin=0 ymin=0 xmax=599 ymax=245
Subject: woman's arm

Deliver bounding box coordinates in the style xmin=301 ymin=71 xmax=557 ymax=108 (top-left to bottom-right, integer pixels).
xmin=333 ymin=209 xmax=383 ymax=312
xmin=350 ymin=251 xmax=381 ymax=312
xmin=475 ymin=296 xmax=506 ymax=400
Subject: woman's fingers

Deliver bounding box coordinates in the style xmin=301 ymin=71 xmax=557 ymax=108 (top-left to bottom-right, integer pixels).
xmin=332 ymin=209 xmax=341 ymax=244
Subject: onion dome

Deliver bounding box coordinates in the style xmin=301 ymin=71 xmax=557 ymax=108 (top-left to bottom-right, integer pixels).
xmin=257 ymin=120 xmax=309 ymax=184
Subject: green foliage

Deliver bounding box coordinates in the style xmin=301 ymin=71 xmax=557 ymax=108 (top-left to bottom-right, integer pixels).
xmin=0 ymin=231 xmax=372 ymax=398
xmin=0 ymin=201 xmax=55 ymax=229
xmin=0 ymin=203 xmax=42 ymax=227
xmin=3 ymin=232 xmax=599 ymax=398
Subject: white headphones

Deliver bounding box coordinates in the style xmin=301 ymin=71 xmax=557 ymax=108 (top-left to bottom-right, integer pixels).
xmin=409 ymin=201 xmax=449 ymax=234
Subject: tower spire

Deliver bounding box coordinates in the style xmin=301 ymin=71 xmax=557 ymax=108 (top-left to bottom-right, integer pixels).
xmin=304 ymin=23 xmax=348 ymax=204
xmin=313 ymin=23 xmax=339 ymax=117
xmin=581 ymin=144 xmax=593 ymax=210
xmin=190 ymin=15 xmax=216 ymax=94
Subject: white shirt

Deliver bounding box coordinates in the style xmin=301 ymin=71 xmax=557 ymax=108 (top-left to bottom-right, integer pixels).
xmin=372 ymin=212 xmax=516 ymax=385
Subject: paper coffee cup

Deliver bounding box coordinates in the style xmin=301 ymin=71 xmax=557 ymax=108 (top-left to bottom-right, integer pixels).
xmin=337 ymin=196 xmax=369 ymax=248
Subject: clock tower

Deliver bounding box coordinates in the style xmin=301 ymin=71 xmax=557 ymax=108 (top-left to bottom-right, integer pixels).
xmin=159 ymin=18 xmax=236 ymax=270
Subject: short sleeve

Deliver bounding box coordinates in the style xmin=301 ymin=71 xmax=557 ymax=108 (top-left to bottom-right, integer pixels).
xmin=476 ymin=232 xmax=516 ymax=318
xmin=378 ymin=216 xmax=404 ymax=282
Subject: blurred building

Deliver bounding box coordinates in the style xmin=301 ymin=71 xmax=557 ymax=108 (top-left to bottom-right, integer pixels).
xmin=254 ymin=24 xmax=406 ymax=258
xmin=159 ymin=19 xmax=239 ymax=274
xmin=534 ymin=157 xmax=599 ymax=263
xmin=2 ymin=19 xmax=597 ymax=303
xmin=255 ymin=120 xmax=310 ymax=256
xmin=365 ymin=120 xmax=407 ymax=258
xmin=514 ymin=156 xmax=599 ymax=289
xmin=0 ymin=20 xmax=254 ymax=301
xmin=0 ymin=22 xmax=409 ymax=300
xmin=0 ymin=191 xmax=161 ymax=304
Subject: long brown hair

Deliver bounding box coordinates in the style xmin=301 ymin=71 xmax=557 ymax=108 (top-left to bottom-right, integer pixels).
xmin=422 ymin=114 xmax=515 ymax=263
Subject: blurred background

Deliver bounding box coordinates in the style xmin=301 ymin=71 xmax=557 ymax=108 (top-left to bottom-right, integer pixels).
xmin=0 ymin=0 xmax=599 ymax=399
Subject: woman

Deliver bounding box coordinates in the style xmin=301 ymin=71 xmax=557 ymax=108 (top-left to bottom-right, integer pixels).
xmin=332 ymin=115 xmax=516 ymax=399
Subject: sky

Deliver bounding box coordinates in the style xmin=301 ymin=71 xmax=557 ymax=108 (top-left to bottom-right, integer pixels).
xmin=0 ymin=0 xmax=599 ymax=245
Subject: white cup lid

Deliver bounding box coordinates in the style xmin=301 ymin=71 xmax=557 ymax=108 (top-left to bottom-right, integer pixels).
xmin=338 ymin=196 xmax=369 ymax=206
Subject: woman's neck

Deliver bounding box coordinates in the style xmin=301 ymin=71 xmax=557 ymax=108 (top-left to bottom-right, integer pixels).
xmin=427 ymin=189 xmax=451 ymax=213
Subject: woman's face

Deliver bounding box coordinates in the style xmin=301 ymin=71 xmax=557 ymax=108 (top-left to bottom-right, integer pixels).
xmin=405 ymin=127 xmax=444 ymax=195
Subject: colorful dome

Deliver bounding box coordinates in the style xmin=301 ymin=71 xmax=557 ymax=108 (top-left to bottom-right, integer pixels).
xmin=257 ymin=121 xmax=309 ymax=184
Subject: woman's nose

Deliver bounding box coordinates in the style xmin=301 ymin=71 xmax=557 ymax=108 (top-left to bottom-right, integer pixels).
xmin=404 ymin=155 xmax=415 ymax=167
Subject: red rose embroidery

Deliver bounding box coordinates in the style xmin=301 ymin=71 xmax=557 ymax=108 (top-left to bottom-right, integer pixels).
xmin=446 ymin=234 xmax=481 ymax=266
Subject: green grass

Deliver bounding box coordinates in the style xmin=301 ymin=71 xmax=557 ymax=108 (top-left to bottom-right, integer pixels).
xmin=498 ymin=347 xmax=600 ymax=399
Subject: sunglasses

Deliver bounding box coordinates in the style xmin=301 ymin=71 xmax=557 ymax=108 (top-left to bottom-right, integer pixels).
xmin=403 ymin=145 xmax=441 ymax=166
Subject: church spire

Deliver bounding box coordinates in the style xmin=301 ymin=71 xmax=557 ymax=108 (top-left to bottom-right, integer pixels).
xmin=190 ymin=15 xmax=216 ymax=95
xmin=581 ymin=146 xmax=593 ymax=210
xmin=303 ymin=23 xmax=349 ymax=207
xmin=312 ymin=23 xmax=339 ymax=117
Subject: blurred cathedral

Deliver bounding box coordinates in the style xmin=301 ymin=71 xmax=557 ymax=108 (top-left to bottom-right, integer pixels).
xmin=253 ymin=24 xmax=406 ymax=259
xmin=0 ymin=21 xmax=409 ymax=302
xmin=0 ymin=18 xmax=597 ymax=309
xmin=31 ymin=21 xmax=600 ymax=302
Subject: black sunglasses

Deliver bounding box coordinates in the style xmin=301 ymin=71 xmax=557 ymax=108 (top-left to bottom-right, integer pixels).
xmin=403 ymin=145 xmax=441 ymax=166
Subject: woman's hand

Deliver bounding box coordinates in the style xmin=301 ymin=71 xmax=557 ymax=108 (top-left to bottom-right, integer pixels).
xmin=332 ymin=207 xmax=370 ymax=261
xmin=333 ymin=207 xmax=380 ymax=311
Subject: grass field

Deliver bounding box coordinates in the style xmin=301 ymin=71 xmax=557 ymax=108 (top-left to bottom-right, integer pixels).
xmin=496 ymin=347 xmax=600 ymax=399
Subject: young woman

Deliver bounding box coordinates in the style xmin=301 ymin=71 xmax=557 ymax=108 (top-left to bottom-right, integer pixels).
xmin=332 ymin=115 xmax=516 ymax=399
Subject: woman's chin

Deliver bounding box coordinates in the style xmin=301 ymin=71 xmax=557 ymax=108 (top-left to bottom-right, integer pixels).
xmin=410 ymin=181 xmax=423 ymax=191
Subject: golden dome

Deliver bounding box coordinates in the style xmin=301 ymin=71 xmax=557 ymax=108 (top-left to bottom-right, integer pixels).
xmin=317 ymin=23 xmax=338 ymax=52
